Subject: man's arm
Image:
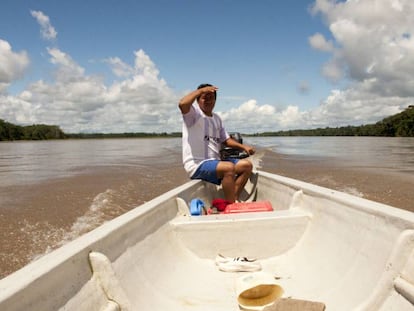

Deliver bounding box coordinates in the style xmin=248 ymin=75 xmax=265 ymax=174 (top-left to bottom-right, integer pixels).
xmin=178 ymin=85 xmax=218 ymax=114
xmin=224 ymin=138 xmax=256 ymax=155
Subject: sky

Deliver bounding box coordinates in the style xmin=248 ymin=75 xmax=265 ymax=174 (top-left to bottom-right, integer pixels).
xmin=0 ymin=0 xmax=413 ymax=134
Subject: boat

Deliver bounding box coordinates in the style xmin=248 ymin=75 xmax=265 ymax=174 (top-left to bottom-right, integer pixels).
xmin=0 ymin=170 xmax=413 ymax=310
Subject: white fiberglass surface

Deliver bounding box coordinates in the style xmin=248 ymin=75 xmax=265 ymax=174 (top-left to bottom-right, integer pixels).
xmin=110 ymin=178 xmax=413 ymax=311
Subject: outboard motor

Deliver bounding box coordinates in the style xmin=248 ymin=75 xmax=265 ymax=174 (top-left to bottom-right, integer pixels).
xmin=220 ymin=133 xmax=249 ymax=160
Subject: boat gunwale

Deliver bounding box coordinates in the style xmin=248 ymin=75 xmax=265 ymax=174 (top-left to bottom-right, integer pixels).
xmin=257 ymin=170 xmax=414 ymax=224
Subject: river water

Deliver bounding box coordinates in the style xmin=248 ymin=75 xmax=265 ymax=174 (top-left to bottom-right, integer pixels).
xmin=2 ymin=137 xmax=413 ymax=186
xmin=1 ymin=137 xmax=413 ymax=278
xmin=252 ymin=136 xmax=414 ymax=173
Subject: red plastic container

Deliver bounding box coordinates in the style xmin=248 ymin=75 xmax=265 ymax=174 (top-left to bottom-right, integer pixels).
xmin=223 ymin=201 xmax=273 ymax=214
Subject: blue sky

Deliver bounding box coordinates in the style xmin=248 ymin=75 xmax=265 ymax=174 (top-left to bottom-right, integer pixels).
xmin=1 ymin=0 xmax=413 ymax=133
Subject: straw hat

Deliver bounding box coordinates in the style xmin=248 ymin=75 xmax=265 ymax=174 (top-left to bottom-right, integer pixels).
xmin=236 ymin=272 xmax=284 ymax=311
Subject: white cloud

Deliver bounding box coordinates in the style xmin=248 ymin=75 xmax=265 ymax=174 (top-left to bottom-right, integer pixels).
xmin=321 ymin=58 xmax=343 ymax=82
xmin=134 ymin=50 xmax=160 ymax=80
xmin=0 ymin=39 xmax=30 ymax=92
xmin=47 ymin=48 xmax=85 ymax=81
xmin=309 ymin=33 xmax=334 ymax=52
xmin=309 ymin=0 xmax=414 ymax=124
xmin=0 ymin=94 xmax=35 ymax=124
xmin=0 ymin=46 xmax=179 ymax=133
xmin=278 ymin=106 xmax=304 ymax=128
xmin=310 ymin=86 xmax=405 ymax=127
xmin=30 ymin=10 xmax=57 ymax=41
xmin=105 ymin=57 xmax=134 ymax=78
xmin=104 ymin=50 xmax=163 ymax=83
xmin=312 ymin=0 xmax=414 ymax=85
xmin=219 ymin=100 xmax=307 ymax=133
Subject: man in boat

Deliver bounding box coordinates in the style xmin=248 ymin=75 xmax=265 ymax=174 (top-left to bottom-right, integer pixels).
xmin=178 ymin=83 xmax=255 ymax=203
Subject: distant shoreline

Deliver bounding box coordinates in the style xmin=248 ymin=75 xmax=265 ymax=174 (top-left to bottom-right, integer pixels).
xmin=1 ymin=106 xmax=413 ymax=140
xmin=2 ymin=131 xmax=414 ymax=141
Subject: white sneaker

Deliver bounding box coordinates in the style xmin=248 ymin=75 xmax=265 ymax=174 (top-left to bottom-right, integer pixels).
xmin=215 ymin=254 xmax=262 ymax=272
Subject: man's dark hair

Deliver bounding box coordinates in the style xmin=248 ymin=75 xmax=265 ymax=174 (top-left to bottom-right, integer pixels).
xmin=197 ymin=83 xmax=217 ymax=100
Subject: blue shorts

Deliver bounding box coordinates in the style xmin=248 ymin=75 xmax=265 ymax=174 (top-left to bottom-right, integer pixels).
xmin=191 ymin=159 xmax=239 ymax=185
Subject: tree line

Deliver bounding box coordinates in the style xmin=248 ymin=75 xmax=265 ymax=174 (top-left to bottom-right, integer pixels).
xmin=0 ymin=119 xmax=181 ymax=141
xmin=0 ymin=119 xmax=66 ymax=141
xmin=250 ymin=106 xmax=414 ymax=137
xmin=66 ymin=132 xmax=182 ymax=139
xmin=1 ymin=106 xmax=413 ymax=141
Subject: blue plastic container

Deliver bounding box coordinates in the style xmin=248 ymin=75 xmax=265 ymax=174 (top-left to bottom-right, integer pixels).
xmin=190 ymin=198 xmax=205 ymax=216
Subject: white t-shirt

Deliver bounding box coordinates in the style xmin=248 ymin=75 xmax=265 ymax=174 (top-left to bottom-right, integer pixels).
xmin=182 ymin=104 xmax=230 ymax=177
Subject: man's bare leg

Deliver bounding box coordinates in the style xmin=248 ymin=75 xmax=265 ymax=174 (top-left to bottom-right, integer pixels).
xmin=216 ymin=161 xmax=236 ymax=202
xmin=217 ymin=160 xmax=253 ymax=202
xmin=234 ymin=159 xmax=253 ymax=199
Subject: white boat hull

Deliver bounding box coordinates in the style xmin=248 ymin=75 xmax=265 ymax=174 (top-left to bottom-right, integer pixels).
xmin=0 ymin=171 xmax=413 ymax=310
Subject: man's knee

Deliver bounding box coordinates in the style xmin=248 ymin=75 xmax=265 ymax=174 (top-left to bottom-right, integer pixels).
xmin=236 ymin=159 xmax=253 ymax=174
xmin=217 ymin=161 xmax=236 ymax=178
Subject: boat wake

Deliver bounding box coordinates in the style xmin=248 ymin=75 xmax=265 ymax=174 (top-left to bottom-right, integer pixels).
xmin=29 ymin=186 xmax=133 ymax=263
xmin=57 ymin=189 xmax=129 ymax=246
xmin=249 ymin=149 xmax=265 ymax=171
xmin=338 ymin=186 xmax=364 ymax=198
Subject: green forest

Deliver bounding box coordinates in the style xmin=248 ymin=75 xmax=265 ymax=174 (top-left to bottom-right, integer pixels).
xmin=1 ymin=106 xmax=413 ymax=141
xmin=0 ymin=119 xmax=66 ymax=141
